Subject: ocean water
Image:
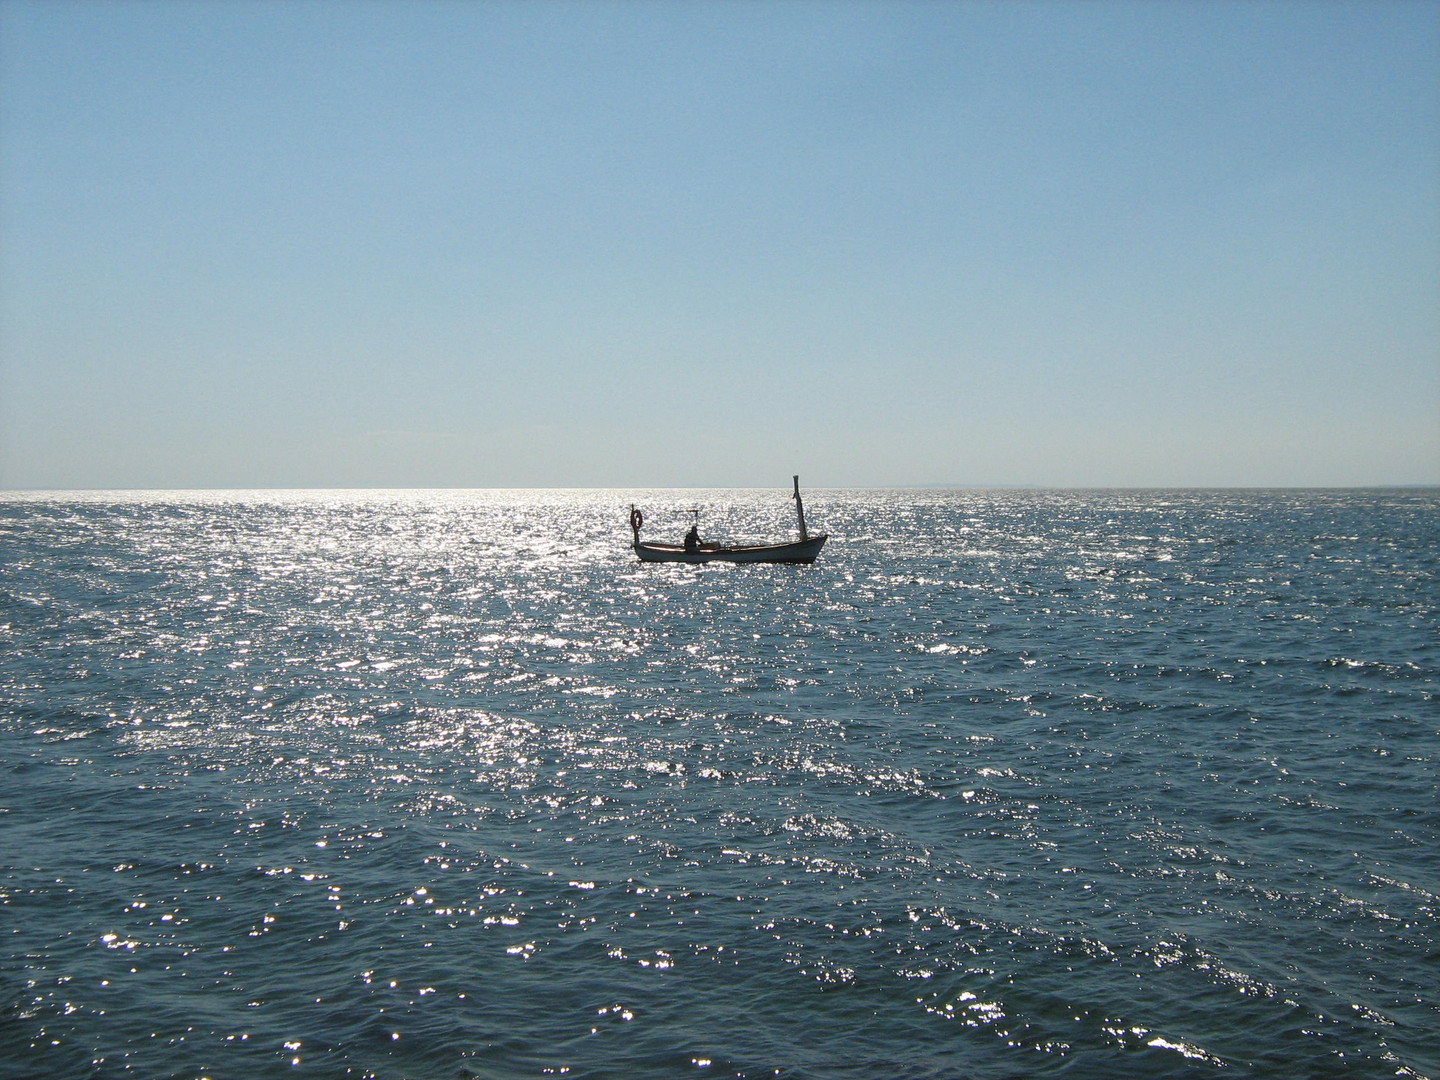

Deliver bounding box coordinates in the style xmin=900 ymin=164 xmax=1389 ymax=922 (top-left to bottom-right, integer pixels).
xmin=0 ymin=488 xmax=1435 ymax=1080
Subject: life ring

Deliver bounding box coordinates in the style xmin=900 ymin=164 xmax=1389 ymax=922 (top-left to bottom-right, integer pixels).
xmin=629 ymin=507 xmax=643 ymax=532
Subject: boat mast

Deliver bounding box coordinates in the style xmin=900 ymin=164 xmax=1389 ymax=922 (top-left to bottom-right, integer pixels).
xmin=793 ymin=475 xmax=808 ymax=541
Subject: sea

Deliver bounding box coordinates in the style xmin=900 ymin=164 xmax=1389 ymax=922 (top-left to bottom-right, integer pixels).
xmin=0 ymin=488 xmax=1435 ymax=1080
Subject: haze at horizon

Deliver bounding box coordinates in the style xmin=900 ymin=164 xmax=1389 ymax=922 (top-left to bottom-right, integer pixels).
xmin=2 ymin=0 xmax=1436 ymax=490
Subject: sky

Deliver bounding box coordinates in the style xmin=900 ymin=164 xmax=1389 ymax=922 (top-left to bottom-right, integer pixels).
xmin=1 ymin=0 xmax=1437 ymax=489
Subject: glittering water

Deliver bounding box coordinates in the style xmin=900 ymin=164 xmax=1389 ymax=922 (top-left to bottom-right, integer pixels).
xmin=1 ymin=488 xmax=1435 ymax=1080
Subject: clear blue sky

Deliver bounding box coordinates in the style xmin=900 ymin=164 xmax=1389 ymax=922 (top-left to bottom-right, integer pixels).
xmin=2 ymin=0 xmax=1436 ymax=488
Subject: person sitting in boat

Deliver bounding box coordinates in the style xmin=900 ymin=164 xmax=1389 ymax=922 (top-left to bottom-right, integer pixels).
xmin=683 ymin=523 xmax=701 ymax=553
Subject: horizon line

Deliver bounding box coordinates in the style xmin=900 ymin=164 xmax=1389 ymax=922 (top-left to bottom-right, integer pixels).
xmin=3 ymin=483 xmax=1437 ymax=494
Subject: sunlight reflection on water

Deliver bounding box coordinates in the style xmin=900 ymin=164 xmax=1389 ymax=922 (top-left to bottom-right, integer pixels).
xmin=0 ymin=488 xmax=1436 ymax=1079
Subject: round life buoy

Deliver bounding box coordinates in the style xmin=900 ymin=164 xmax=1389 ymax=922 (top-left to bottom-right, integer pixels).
xmin=630 ymin=507 xmax=643 ymax=532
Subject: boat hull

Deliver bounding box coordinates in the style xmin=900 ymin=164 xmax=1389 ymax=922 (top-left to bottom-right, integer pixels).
xmin=633 ymin=535 xmax=828 ymax=564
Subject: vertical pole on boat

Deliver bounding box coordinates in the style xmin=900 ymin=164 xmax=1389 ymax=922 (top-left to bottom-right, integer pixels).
xmin=793 ymin=475 xmax=809 ymax=541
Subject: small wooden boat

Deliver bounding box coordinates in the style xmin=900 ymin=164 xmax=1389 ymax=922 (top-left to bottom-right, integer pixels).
xmin=632 ymin=534 xmax=828 ymax=564
xmin=630 ymin=476 xmax=828 ymax=564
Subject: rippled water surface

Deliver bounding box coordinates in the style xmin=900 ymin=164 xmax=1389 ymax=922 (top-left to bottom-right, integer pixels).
xmin=1 ymin=488 xmax=1436 ymax=1079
